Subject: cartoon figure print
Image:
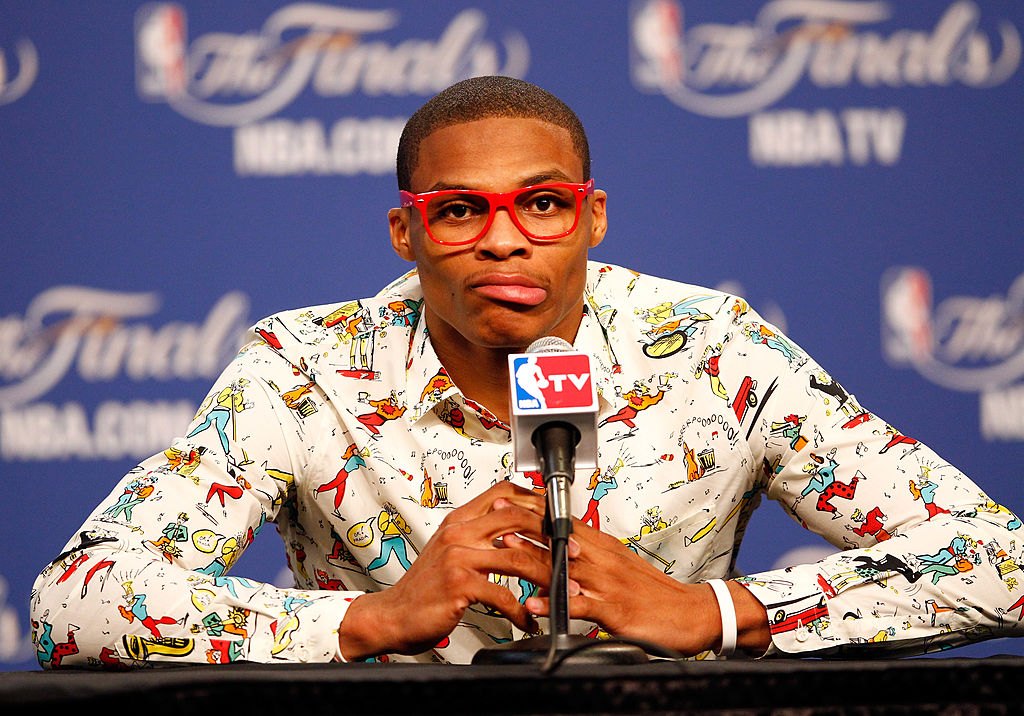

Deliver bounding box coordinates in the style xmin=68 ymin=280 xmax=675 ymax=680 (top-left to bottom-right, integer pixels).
xmin=316 ymin=443 xmax=370 ymax=512
xmin=694 ymin=343 xmax=728 ymax=401
xmin=356 ymin=390 xmax=407 ymax=438
xmin=322 ymin=301 xmax=377 ymax=376
xmin=186 ymin=379 xmax=250 ymax=454
xmin=622 ymin=507 xmax=676 ymax=574
xmin=599 ymin=377 xmax=672 ymax=437
xmin=916 ymin=534 xmax=981 ymax=585
xmin=794 ymin=448 xmax=864 ymax=519
xmin=742 ymin=321 xmax=802 ymax=364
xmin=770 ymin=414 xmax=809 ymax=453
xmin=347 ymin=503 xmax=415 ymax=575
xmin=808 ymin=370 xmax=860 ymax=418
xmin=581 ymin=459 xmax=622 ymax=529
xmin=147 ymin=512 xmax=191 ymax=562
xmin=278 ymin=381 xmax=319 ymax=418
xmin=33 ymin=619 xmax=79 ymax=669
xmin=638 ymin=296 xmax=713 ymax=358
xmin=437 ymin=398 xmax=467 ymax=436
xmin=909 ymin=467 xmax=951 ymax=520
xmin=379 ymin=298 xmax=422 ymax=328
xmin=415 ymin=464 xmax=456 ymax=509
xmin=420 ymin=369 xmax=454 ymax=405
xmin=849 ymin=506 xmax=893 ymax=542
xmin=118 ymin=582 xmax=182 ymax=639
xmin=878 ymin=423 xmax=919 ymax=456
xmin=163 ymin=445 xmax=205 ymax=481
xmin=102 ymin=472 xmax=157 ymax=522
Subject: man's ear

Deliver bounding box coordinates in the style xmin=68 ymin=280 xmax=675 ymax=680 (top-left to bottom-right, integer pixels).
xmin=588 ymin=189 xmax=608 ymax=249
xmin=389 ymin=208 xmax=415 ymax=262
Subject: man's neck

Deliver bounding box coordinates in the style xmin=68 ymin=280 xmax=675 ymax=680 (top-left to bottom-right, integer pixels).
xmin=423 ymin=312 xmax=585 ymax=425
xmin=429 ymin=333 xmax=518 ymax=424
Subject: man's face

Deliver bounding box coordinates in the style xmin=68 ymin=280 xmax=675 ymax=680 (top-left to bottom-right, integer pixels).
xmin=389 ymin=117 xmax=607 ymax=353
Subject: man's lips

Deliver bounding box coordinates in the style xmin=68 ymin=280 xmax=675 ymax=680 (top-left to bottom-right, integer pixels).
xmin=471 ymin=275 xmax=548 ymax=307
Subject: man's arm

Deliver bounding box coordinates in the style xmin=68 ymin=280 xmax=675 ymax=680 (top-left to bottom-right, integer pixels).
xmin=730 ymin=312 xmax=1024 ymax=656
xmin=29 ymin=341 xmax=358 ymax=668
xmin=518 ymin=304 xmax=1022 ymax=659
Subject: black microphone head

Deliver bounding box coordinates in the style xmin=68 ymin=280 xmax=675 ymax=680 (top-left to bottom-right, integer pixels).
xmin=526 ymin=336 xmax=572 ymax=354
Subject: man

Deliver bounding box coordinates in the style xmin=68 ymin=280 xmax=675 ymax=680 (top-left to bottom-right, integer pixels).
xmin=31 ymin=77 xmax=1022 ymax=667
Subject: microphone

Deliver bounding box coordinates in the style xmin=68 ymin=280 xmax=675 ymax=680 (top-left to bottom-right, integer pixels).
xmin=508 ymin=337 xmax=597 ymax=650
xmin=508 ymin=336 xmax=599 ymax=540
xmin=472 ymin=337 xmax=647 ymax=666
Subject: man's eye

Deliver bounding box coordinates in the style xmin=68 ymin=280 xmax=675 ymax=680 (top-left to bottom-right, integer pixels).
xmin=435 ymin=201 xmax=481 ymax=221
xmin=522 ymin=192 xmax=570 ymax=214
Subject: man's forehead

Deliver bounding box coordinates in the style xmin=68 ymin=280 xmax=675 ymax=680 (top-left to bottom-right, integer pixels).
xmin=409 ymin=117 xmax=584 ymax=191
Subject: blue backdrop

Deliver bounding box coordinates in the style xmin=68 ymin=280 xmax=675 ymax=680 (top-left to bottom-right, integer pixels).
xmin=2 ymin=1 xmax=1022 ymax=669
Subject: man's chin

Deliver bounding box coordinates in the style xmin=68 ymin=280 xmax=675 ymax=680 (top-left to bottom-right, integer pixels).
xmin=469 ymin=319 xmax=552 ymax=352
xmin=426 ymin=301 xmax=579 ymax=353
xmin=470 ymin=301 xmax=583 ymax=351
xmin=472 ymin=332 xmax=544 ymax=353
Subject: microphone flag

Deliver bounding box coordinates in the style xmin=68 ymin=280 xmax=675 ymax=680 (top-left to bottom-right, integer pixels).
xmin=507 ymin=343 xmax=599 ymax=472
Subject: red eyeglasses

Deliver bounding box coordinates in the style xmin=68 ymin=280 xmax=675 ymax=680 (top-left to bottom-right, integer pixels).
xmin=399 ymin=179 xmax=595 ymax=246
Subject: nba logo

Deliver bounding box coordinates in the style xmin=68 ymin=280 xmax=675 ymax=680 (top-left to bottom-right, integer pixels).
xmin=510 ymin=353 xmax=597 ymax=414
xmin=631 ymin=0 xmax=685 ymax=90
xmin=135 ymin=3 xmax=187 ymax=100
xmin=880 ymin=267 xmax=934 ymax=364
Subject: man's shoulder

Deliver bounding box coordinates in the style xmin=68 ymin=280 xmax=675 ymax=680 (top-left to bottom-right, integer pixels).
xmin=247 ymin=270 xmax=423 ymax=355
xmin=585 ymin=261 xmax=737 ymax=313
xmin=584 ymin=262 xmax=758 ymax=366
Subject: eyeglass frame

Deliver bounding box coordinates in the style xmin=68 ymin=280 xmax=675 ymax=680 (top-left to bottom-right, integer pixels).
xmin=398 ymin=178 xmax=596 ymax=246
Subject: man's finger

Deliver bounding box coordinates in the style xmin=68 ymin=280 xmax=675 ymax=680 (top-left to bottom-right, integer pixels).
xmin=445 ymin=480 xmax=545 ymax=523
xmin=447 ymin=542 xmax=554 ymax=592
xmin=479 ymin=580 xmax=543 ymax=633
xmin=492 ymin=492 xmax=546 ymax=518
xmin=434 ymin=503 xmax=547 ymax=550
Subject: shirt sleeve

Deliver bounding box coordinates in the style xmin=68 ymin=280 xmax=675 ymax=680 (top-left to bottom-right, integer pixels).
xmin=29 ymin=339 xmax=364 ymax=668
xmin=724 ymin=308 xmax=1024 ymax=656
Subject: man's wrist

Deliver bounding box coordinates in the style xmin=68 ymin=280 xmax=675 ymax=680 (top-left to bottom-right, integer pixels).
xmin=707 ymin=579 xmax=737 ymax=656
xmin=337 ymin=592 xmax=387 ymax=662
xmin=726 ymin=580 xmax=772 ymax=656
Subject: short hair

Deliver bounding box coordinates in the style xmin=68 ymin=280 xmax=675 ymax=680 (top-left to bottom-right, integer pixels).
xmin=396 ymin=76 xmax=591 ymax=191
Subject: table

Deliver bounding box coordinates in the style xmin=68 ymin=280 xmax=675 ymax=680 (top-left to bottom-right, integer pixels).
xmin=3 ymin=656 xmax=1022 ymax=714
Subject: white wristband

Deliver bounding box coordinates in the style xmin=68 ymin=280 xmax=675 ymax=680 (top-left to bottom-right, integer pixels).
xmin=707 ymin=579 xmax=737 ymax=657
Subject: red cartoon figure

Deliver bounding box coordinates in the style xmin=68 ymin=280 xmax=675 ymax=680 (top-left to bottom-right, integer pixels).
xmin=357 ymin=391 xmax=407 ymax=438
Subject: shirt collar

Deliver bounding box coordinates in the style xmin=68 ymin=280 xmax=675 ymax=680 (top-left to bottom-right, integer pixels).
xmin=405 ymin=314 xmax=459 ymax=423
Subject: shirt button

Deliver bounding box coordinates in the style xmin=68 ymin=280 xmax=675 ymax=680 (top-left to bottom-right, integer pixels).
xmin=795 ymin=628 xmax=809 ymax=643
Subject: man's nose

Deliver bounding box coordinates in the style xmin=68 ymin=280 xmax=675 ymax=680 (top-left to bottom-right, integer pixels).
xmin=474 ymin=207 xmax=531 ymax=258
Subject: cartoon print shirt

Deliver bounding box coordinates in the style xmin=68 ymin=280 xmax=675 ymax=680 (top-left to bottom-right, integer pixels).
xmin=31 ymin=262 xmax=1024 ymax=668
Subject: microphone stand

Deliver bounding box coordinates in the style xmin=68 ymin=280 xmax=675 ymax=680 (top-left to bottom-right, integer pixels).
xmin=472 ymin=422 xmax=648 ymax=667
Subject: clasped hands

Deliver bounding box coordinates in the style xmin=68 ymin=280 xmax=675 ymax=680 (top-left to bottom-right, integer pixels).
xmin=338 ymin=481 xmax=768 ymax=661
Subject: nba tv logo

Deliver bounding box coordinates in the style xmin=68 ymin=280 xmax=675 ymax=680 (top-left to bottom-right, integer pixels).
xmin=510 ymin=353 xmax=596 ymax=414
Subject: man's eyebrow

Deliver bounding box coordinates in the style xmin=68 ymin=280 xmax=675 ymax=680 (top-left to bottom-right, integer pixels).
xmin=518 ymin=171 xmax=575 ymax=186
xmin=424 ymin=181 xmax=473 ymax=192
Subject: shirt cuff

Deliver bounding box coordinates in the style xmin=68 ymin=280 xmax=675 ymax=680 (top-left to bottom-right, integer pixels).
xmin=265 ymin=590 xmax=358 ymax=664
xmin=736 ymin=563 xmax=833 ymax=656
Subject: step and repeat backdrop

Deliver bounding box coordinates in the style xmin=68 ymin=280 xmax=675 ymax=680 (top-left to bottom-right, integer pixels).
xmin=2 ymin=1 xmax=1022 ymax=669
